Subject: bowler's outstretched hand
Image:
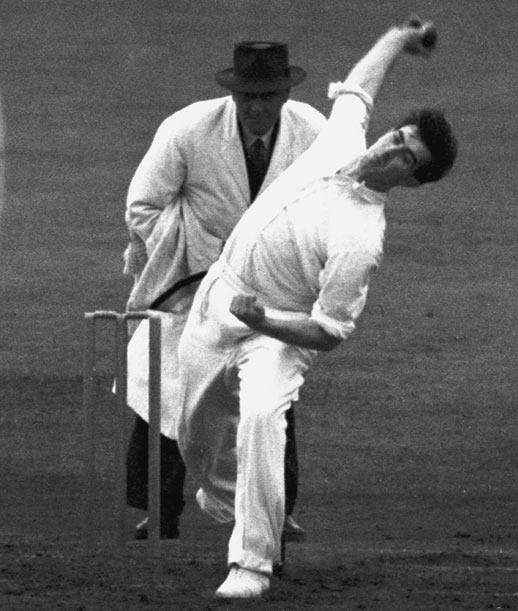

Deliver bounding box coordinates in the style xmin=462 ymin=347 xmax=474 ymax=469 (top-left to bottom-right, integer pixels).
xmin=401 ymin=15 xmax=437 ymax=56
xmin=230 ymin=294 xmax=266 ymax=329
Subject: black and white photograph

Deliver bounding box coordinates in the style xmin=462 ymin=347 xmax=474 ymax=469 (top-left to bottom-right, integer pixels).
xmin=0 ymin=1 xmax=516 ymax=607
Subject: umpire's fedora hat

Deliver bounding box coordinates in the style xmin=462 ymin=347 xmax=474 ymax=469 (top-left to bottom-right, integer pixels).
xmin=215 ymin=41 xmax=306 ymax=93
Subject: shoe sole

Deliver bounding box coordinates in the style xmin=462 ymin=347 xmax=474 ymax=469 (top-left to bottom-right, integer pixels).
xmin=214 ymin=590 xmax=267 ymax=600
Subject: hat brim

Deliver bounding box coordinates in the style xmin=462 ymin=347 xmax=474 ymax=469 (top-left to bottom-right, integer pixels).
xmin=215 ymin=66 xmax=306 ymax=93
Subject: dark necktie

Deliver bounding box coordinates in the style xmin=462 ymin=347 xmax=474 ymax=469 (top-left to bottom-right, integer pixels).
xmin=247 ymin=138 xmax=268 ymax=202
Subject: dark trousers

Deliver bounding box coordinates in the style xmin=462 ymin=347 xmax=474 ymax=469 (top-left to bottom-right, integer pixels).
xmin=126 ymin=415 xmax=186 ymax=520
xmin=126 ymin=404 xmax=299 ymax=519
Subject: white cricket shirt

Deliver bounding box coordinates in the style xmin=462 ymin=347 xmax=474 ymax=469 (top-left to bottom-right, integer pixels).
xmin=221 ymin=83 xmax=387 ymax=339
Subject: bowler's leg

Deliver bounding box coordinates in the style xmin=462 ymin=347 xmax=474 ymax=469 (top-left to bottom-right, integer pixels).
xmin=229 ymin=388 xmax=288 ymax=574
xmin=227 ymin=339 xmax=313 ymax=575
xmin=176 ymin=338 xmax=239 ymax=520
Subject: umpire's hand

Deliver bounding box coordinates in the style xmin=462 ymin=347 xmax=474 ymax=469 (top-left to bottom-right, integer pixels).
xmin=230 ymin=294 xmax=266 ymax=329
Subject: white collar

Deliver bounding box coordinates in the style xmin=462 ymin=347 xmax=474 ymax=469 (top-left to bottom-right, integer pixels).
xmin=240 ymin=124 xmax=275 ymax=151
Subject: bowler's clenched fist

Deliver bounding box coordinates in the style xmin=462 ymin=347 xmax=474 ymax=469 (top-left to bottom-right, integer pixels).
xmin=401 ymin=15 xmax=437 ymax=56
xmin=230 ymin=294 xmax=266 ymax=328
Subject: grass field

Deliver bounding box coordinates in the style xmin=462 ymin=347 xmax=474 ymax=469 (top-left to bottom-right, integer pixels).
xmin=0 ymin=1 xmax=517 ymax=608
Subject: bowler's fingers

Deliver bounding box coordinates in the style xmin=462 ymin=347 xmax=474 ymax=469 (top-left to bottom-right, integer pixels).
xmin=405 ymin=14 xmax=423 ymax=29
xmin=230 ymin=293 xmax=255 ymax=312
xmin=229 ymin=294 xmax=244 ymax=317
xmin=402 ymin=17 xmax=437 ymax=56
xmin=230 ymin=294 xmax=263 ymax=321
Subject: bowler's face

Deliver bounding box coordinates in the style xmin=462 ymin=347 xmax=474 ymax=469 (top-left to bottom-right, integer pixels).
xmin=233 ymin=89 xmax=290 ymax=136
xmin=364 ymin=125 xmax=431 ymax=187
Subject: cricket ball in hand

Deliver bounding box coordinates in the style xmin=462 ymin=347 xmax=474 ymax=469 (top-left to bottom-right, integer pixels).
xmin=421 ymin=26 xmax=437 ymax=49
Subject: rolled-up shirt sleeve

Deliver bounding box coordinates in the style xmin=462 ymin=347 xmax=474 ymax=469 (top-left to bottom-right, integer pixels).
xmin=283 ymin=83 xmax=374 ymax=184
xmin=313 ymin=82 xmax=374 ymax=169
xmin=310 ymin=245 xmax=378 ymax=340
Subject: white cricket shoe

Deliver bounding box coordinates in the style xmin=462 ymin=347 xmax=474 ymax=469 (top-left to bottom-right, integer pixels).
xmin=215 ymin=565 xmax=270 ymax=599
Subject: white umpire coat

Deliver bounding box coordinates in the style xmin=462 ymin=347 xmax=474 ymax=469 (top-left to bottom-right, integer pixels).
xmin=124 ymin=95 xmax=326 ymax=436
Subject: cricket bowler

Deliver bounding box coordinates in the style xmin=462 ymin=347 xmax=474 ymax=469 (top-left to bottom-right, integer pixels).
xmin=177 ymin=16 xmax=457 ymax=599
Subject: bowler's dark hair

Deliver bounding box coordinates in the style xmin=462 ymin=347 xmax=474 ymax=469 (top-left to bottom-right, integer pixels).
xmin=397 ymin=108 xmax=457 ymax=184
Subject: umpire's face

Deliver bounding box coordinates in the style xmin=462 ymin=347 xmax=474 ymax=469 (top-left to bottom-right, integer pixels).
xmin=233 ymin=88 xmax=290 ymax=136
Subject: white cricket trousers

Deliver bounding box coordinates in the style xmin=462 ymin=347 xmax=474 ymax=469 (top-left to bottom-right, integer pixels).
xmin=177 ymin=271 xmax=314 ymax=574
